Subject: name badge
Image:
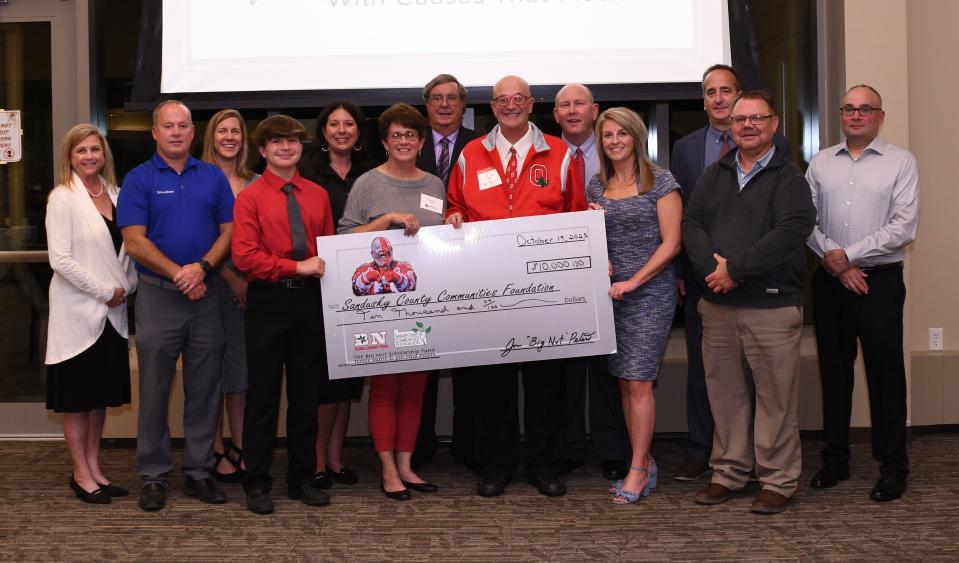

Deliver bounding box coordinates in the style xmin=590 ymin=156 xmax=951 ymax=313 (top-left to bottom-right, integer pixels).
xmin=477 ymin=168 xmax=502 ymax=191
xmin=155 ymin=190 xmax=175 ymax=195
xmin=420 ymin=193 xmax=444 ymax=214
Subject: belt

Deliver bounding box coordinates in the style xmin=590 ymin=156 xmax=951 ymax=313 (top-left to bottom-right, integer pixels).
xmin=139 ymin=273 xmax=181 ymax=291
xmin=860 ymin=261 xmax=903 ymax=273
xmin=252 ymin=278 xmax=318 ymax=289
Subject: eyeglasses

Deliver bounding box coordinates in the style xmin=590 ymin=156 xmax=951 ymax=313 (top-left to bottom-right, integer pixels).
xmin=492 ymin=94 xmax=531 ymax=107
xmin=429 ymin=94 xmax=461 ymax=104
xmin=839 ymin=105 xmax=882 ymax=116
xmin=731 ymin=113 xmax=775 ymax=126
xmin=388 ymin=131 xmax=418 ymax=141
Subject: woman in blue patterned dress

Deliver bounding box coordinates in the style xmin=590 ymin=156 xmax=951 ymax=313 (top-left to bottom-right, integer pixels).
xmin=586 ymin=107 xmax=682 ymax=504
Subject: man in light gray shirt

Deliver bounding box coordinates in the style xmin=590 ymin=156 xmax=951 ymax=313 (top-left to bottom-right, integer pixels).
xmin=806 ymin=84 xmax=919 ymax=503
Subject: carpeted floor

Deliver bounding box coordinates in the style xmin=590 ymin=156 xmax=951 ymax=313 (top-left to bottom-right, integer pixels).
xmin=1 ymin=433 xmax=957 ymax=561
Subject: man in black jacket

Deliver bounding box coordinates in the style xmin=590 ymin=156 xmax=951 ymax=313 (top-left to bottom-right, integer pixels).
xmin=682 ymin=91 xmax=815 ymax=515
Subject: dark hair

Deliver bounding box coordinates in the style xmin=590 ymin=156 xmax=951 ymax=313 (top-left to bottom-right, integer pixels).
xmin=378 ymin=103 xmax=426 ymax=141
xmin=702 ymin=64 xmax=741 ymax=93
xmin=731 ymin=90 xmax=776 ymax=114
xmin=422 ymin=74 xmax=468 ymax=102
xmin=251 ymin=115 xmax=307 ymax=148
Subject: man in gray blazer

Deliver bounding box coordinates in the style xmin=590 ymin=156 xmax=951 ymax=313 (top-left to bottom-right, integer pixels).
xmin=670 ymin=65 xmax=792 ymax=482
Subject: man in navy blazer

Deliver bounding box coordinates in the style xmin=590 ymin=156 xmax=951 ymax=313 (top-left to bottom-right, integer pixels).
xmin=670 ymin=64 xmax=792 ymax=482
xmin=413 ymin=74 xmax=483 ymax=469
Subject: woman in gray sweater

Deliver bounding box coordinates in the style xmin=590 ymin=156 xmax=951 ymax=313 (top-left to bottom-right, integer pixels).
xmin=338 ymin=103 xmax=446 ymax=500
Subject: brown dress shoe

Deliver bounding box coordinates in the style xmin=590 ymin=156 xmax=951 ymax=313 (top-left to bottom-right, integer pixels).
xmin=674 ymin=460 xmax=711 ymax=482
xmin=694 ymin=483 xmax=734 ymax=505
xmin=751 ymin=489 xmax=790 ymax=514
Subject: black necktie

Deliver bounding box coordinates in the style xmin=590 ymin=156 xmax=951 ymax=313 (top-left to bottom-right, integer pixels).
xmin=281 ymin=183 xmax=308 ymax=260
xmin=437 ymin=137 xmax=451 ymax=185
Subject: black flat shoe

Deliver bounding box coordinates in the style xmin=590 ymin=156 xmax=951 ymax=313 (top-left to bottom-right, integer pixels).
xmin=328 ymin=467 xmax=359 ymax=485
xmin=402 ymin=480 xmax=439 ymax=493
xmin=311 ymin=471 xmax=333 ymax=490
xmin=381 ymin=483 xmax=411 ymax=501
xmin=70 ymin=477 xmax=110 ymax=505
xmin=96 ymin=482 xmax=130 ymax=497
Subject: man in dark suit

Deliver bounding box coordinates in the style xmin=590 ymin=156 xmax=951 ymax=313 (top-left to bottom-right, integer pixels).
xmin=413 ymin=74 xmax=483 ymax=469
xmin=670 ymin=64 xmax=792 ymax=482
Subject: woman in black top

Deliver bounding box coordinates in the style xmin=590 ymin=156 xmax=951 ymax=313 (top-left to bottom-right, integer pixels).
xmin=298 ymin=101 xmax=371 ymax=489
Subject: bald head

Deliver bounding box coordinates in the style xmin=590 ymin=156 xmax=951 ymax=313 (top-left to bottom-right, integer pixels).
xmin=554 ymin=83 xmax=599 ymax=146
xmin=554 ymin=83 xmax=593 ymax=105
xmin=493 ymin=75 xmax=531 ymax=98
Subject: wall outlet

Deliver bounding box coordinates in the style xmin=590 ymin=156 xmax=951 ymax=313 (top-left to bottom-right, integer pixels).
xmin=929 ymin=328 xmax=944 ymax=351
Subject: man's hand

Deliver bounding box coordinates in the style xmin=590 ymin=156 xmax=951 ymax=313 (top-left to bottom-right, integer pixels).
xmin=106 ymin=287 xmax=126 ymax=308
xmin=677 ymin=278 xmax=687 ymax=299
xmin=185 ymin=281 xmax=207 ymax=301
xmin=173 ymin=262 xmax=206 ymax=294
xmin=445 ymin=212 xmax=464 ymax=229
xmin=839 ymin=266 xmax=869 ymax=295
xmin=392 ymin=213 xmax=421 ymax=236
xmin=363 ymin=270 xmax=380 ymax=284
xmin=705 ymin=253 xmax=737 ymax=294
xmin=295 ymin=256 xmax=326 ymax=278
xmin=823 ymin=249 xmax=850 ymax=276
xmin=381 ymin=270 xmax=397 ymax=284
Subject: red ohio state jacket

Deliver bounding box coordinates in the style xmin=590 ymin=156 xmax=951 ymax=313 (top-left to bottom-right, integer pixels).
xmin=446 ymin=123 xmax=586 ymax=221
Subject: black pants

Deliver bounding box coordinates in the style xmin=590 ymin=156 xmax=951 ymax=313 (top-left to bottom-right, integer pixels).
xmin=682 ymin=285 xmax=714 ymax=463
xmin=587 ymin=355 xmax=631 ymax=462
xmin=813 ymin=265 xmax=909 ymax=477
xmin=561 ymin=357 xmax=588 ymax=463
xmin=414 ymin=368 xmax=476 ymax=465
xmin=242 ymin=283 xmax=324 ymax=493
xmin=471 ymin=359 xmax=565 ymax=477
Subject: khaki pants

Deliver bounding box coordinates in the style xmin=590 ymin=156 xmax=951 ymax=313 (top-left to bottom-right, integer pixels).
xmin=698 ymin=300 xmax=803 ymax=497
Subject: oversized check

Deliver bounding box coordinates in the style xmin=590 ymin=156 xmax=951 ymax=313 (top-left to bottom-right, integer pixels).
xmin=317 ymin=210 xmax=616 ymax=379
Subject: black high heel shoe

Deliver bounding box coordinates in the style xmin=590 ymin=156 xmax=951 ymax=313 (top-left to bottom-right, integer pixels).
xmin=70 ymin=477 xmax=110 ymax=504
xmin=96 ymin=482 xmax=129 ymax=497
xmin=213 ymin=444 xmax=246 ymax=484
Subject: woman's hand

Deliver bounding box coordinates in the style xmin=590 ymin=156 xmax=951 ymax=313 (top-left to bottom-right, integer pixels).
xmin=391 ymin=212 xmax=421 ymax=236
xmin=608 ymin=279 xmax=638 ymax=301
xmin=588 ymin=202 xmax=604 ymax=212
xmin=106 ymin=287 xmax=126 ymax=308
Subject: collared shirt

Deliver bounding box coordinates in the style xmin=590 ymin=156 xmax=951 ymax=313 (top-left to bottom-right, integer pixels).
xmin=232 ymin=168 xmax=335 ymax=282
xmin=562 ymin=132 xmax=600 ymax=186
xmin=495 ymin=125 xmax=534 ymax=171
xmin=736 ymin=145 xmax=776 ymax=189
xmin=704 ymin=125 xmax=733 ymax=168
xmin=117 ymin=153 xmax=234 ymax=278
xmin=432 ymin=129 xmax=460 ymax=168
xmin=805 ymin=136 xmax=919 ymax=267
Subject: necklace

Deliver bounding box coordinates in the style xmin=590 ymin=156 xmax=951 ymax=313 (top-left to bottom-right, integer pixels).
xmin=85 ymin=181 xmax=105 ymax=199
xmin=330 ymin=161 xmax=350 ymax=179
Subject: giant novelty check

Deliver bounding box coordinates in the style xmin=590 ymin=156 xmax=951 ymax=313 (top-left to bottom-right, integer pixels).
xmin=317 ymin=210 xmax=616 ymax=379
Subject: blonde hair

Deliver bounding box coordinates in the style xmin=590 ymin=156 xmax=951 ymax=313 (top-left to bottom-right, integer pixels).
xmin=56 ymin=123 xmax=117 ymax=190
xmin=201 ymin=109 xmax=254 ymax=180
xmin=595 ymin=107 xmax=657 ymax=193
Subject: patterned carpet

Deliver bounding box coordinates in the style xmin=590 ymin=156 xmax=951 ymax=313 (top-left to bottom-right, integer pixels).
xmin=1 ymin=433 xmax=957 ymax=561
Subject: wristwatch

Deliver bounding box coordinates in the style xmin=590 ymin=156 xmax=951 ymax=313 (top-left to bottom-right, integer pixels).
xmin=199 ymin=260 xmax=213 ymax=274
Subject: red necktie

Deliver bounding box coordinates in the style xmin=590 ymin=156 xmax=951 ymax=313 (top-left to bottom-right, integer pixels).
xmin=506 ymin=147 xmax=518 ymax=212
xmin=718 ymin=131 xmax=731 ymax=159
xmin=574 ymin=147 xmax=586 ymax=187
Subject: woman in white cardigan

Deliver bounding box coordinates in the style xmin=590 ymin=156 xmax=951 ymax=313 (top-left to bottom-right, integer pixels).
xmin=45 ymin=124 xmax=137 ymax=504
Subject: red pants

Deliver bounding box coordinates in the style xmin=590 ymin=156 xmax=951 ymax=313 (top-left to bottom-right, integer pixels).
xmin=368 ymin=371 xmax=429 ymax=453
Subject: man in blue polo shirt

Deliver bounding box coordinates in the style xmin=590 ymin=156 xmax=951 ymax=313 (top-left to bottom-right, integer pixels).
xmin=117 ymin=100 xmax=235 ymax=512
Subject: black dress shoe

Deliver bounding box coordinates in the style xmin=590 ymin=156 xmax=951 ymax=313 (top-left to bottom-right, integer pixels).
xmin=477 ymin=473 xmax=511 ymax=497
xmin=289 ymin=483 xmax=331 ymax=506
xmin=96 ymin=482 xmax=129 ymax=498
xmin=809 ymin=464 xmax=850 ymax=489
xmin=246 ymin=489 xmax=274 ymax=515
xmin=402 ymin=480 xmax=439 ymax=493
xmin=184 ymin=477 xmax=228 ymax=504
xmin=527 ymin=474 xmax=567 ymax=497
xmin=870 ymin=474 xmax=906 ymax=502
xmin=328 ymin=467 xmax=359 ymax=485
xmin=311 ymin=471 xmax=333 ymax=490
xmin=70 ymin=477 xmax=110 ymax=505
xmin=138 ymin=483 xmax=166 ymax=512
xmin=381 ymin=483 xmax=412 ymax=501
xmin=602 ymin=460 xmax=628 ymax=481
xmin=559 ymin=458 xmax=584 ymax=476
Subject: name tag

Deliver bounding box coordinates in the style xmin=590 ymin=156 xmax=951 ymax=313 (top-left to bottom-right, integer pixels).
xmin=420 ymin=194 xmax=444 ymax=214
xmin=155 ymin=190 xmax=175 ymax=195
xmin=477 ymin=168 xmax=502 ymax=191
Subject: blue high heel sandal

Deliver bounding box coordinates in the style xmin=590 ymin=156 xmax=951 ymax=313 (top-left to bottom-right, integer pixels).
xmin=610 ymin=458 xmax=657 ymax=494
xmin=612 ymin=465 xmax=651 ymax=504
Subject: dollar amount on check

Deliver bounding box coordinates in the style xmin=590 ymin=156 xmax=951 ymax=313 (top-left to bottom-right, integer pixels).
xmin=317 ymin=210 xmax=617 ymax=379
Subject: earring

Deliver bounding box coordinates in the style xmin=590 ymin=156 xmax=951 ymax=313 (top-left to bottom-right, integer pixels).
xmin=385 ymin=150 xmax=390 ymax=158
xmin=321 ymin=144 xmax=330 ymax=152
xmin=354 ymin=144 xmax=362 ymax=152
